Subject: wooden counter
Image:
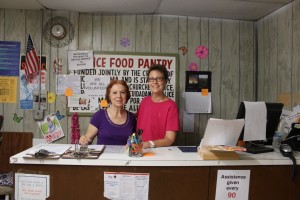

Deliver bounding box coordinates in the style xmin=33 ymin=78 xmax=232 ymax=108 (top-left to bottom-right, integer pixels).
xmin=10 ymin=144 xmax=300 ymax=200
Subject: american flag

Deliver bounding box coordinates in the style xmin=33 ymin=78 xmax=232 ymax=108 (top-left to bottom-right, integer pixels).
xmin=25 ymin=34 xmax=40 ymax=77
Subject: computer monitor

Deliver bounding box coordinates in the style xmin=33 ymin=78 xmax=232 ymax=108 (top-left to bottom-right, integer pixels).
xmin=236 ymin=102 xmax=284 ymax=145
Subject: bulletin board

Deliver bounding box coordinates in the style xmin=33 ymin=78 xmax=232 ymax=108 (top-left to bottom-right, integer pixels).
xmin=68 ymin=51 xmax=179 ymax=115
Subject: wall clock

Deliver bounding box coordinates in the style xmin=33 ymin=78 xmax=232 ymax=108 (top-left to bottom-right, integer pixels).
xmin=51 ymin=24 xmax=66 ymax=39
xmin=43 ymin=16 xmax=75 ymax=48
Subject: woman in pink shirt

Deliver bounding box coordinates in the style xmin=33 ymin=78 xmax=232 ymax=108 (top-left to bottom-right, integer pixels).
xmin=136 ymin=64 xmax=180 ymax=148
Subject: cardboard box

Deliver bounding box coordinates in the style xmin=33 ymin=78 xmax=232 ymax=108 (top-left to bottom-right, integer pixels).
xmin=198 ymin=146 xmax=239 ymax=160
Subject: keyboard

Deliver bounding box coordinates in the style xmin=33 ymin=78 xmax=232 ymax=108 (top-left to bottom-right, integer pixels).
xmin=244 ymin=143 xmax=274 ymax=154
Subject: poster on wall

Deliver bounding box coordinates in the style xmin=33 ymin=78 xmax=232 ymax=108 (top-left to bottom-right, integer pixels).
xmin=0 ymin=76 xmax=18 ymax=103
xmin=68 ymin=52 xmax=178 ymax=114
xmin=0 ymin=41 xmax=20 ymax=76
xmin=37 ymin=114 xmax=65 ymax=143
xmin=185 ymin=71 xmax=212 ymax=113
xmin=19 ymin=55 xmax=47 ymax=110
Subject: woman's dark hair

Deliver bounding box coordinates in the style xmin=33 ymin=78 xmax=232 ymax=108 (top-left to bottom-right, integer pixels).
xmin=147 ymin=64 xmax=169 ymax=81
xmin=105 ymin=80 xmax=131 ymax=103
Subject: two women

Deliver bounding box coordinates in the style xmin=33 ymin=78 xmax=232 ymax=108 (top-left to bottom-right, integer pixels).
xmin=80 ymin=64 xmax=180 ymax=147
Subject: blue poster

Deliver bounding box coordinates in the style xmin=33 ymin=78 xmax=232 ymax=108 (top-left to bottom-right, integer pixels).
xmin=0 ymin=41 xmax=21 ymax=76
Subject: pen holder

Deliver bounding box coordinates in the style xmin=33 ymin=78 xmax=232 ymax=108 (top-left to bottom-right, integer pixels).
xmin=127 ymin=130 xmax=143 ymax=157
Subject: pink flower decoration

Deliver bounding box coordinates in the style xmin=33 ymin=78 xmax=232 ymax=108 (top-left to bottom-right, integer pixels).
xmin=188 ymin=62 xmax=199 ymax=71
xmin=195 ymin=45 xmax=208 ymax=59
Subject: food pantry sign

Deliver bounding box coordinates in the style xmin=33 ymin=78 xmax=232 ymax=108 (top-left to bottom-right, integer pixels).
xmin=69 ymin=52 xmax=178 ymax=114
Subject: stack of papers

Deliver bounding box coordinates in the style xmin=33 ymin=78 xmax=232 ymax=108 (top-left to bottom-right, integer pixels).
xmin=200 ymin=118 xmax=245 ymax=148
xmin=24 ymin=145 xmax=71 ymax=159
xmin=207 ymin=145 xmax=246 ymax=152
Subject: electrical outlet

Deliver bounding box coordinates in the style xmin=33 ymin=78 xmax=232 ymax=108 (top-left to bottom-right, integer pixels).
xmin=33 ymin=110 xmax=44 ymax=121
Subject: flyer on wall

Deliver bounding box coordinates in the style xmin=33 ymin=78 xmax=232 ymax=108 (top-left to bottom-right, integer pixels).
xmin=37 ymin=114 xmax=65 ymax=143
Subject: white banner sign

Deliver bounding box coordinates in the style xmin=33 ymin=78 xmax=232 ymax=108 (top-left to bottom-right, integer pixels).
xmin=69 ymin=52 xmax=178 ymax=114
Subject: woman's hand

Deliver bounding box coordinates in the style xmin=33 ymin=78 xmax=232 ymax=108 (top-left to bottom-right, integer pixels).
xmin=79 ymin=135 xmax=90 ymax=146
xmin=142 ymin=141 xmax=151 ymax=149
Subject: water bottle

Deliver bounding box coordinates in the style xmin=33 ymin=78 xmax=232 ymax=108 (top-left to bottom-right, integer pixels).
xmin=272 ymin=131 xmax=282 ymax=152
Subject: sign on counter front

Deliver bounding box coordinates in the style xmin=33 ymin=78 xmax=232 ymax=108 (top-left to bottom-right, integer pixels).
xmin=215 ymin=170 xmax=250 ymax=200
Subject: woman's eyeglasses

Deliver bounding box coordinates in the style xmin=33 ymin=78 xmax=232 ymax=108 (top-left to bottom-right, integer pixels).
xmin=148 ymin=77 xmax=165 ymax=82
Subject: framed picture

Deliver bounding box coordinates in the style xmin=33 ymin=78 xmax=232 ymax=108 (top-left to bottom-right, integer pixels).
xmin=185 ymin=71 xmax=211 ymax=92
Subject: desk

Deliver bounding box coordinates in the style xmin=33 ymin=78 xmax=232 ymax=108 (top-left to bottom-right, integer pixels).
xmin=10 ymin=144 xmax=300 ymax=200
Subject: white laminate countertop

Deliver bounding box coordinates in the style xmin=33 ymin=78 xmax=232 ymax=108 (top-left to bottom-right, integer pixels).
xmin=10 ymin=144 xmax=300 ymax=167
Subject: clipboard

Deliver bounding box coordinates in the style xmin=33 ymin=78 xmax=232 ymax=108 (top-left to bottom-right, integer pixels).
xmin=61 ymin=145 xmax=105 ymax=159
xmin=23 ymin=145 xmax=72 ymax=159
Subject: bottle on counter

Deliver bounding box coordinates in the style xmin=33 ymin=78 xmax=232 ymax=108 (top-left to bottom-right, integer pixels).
xmin=272 ymin=131 xmax=282 ymax=152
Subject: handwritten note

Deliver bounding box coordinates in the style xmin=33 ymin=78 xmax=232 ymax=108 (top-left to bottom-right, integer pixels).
xmin=15 ymin=173 xmax=50 ymax=200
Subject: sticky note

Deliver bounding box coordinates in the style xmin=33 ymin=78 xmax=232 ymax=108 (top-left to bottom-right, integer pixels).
xmin=65 ymin=88 xmax=73 ymax=96
xmin=202 ymin=88 xmax=208 ymax=96
xmin=100 ymin=100 xmax=108 ymax=108
xmin=143 ymin=152 xmax=156 ymax=156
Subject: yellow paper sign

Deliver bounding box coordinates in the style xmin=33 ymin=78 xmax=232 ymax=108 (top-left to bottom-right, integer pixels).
xmin=0 ymin=76 xmax=17 ymax=103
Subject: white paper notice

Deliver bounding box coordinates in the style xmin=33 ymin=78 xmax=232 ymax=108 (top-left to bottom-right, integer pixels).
xmin=200 ymin=118 xmax=245 ymax=148
xmin=68 ymin=50 xmax=93 ymax=70
xmin=15 ymin=173 xmax=50 ymax=200
xmin=104 ymin=172 xmax=149 ymax=200
xmin=67 ymin=95 xmax=90 ymax=107
xmin=215 ymin=170 xmax=250 ymax=200
xmin=56 ymin=75 xmax=81 ymax=95
xmin=185 ymin=92 xmax=212 ymax=113
xmin=243 ymin=101 xmax=267 ymax=141
xmin=83 ymin=75 xmax=110 ymax=96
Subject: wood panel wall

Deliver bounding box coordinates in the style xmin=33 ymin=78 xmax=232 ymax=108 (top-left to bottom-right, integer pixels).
xmin=257 ymin=0 xmax=300 ymax=110
xmin=5 ymin=0 xmax=298 ymax=146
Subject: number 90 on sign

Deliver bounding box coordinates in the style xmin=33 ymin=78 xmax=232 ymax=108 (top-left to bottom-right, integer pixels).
xmin=228 ymin=192 xmax=236 ymax=198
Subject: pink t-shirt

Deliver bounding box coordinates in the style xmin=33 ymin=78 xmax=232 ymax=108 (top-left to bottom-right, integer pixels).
xmin=136 ymin=96 xmax=180 ymax=141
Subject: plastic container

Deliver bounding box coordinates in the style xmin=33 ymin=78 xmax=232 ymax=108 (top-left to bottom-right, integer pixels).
xmin=272 ymin=131 xmax=282 ymax=152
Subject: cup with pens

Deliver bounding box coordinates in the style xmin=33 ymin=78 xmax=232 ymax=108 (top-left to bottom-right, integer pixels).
xmin=127 ymin=129 xmax=143 ymax=157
